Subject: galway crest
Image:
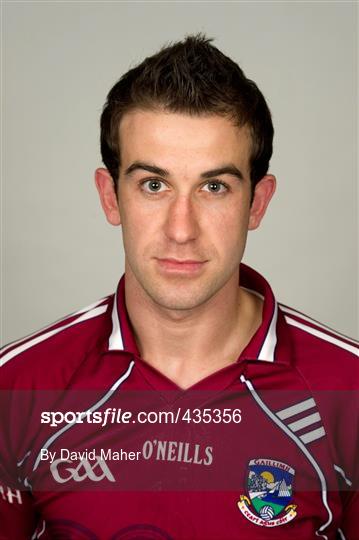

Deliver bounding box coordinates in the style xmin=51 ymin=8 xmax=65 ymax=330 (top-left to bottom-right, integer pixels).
xmin=237 ymin=458 xmax=297 ymax=527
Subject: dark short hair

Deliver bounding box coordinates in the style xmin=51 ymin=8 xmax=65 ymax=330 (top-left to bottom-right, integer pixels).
xmin=100 ymin=34 xmax=273 ymax=196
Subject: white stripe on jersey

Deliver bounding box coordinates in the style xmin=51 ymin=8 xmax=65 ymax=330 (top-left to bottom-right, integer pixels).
xmin=277 ymin=398 xmax=316 ymax=420
xmin=240 ymin=374 xmax=333 ymax=539
xmin=334 ymin=464 xmax=353 ymax=487
xmin=17 ymin=451 xmax=31 ymax=467
xmin=276 ymin=399 xmax=325 ymax=445
xmin=24 ymin=477 xmax=32 ymax=491
xmin=280 ymin=305 xmax=358 ymax=346
xmin=37 ymin=522 xmax=46 ymax=539
xmin=0 ymin=296 xmax=110 ymax=356
xmin=32 ymin=361 xmax=135 ymax=471
xmin=337 ymin=528 xmax=347 ymax=540
xmin=0 ymin=304 xmax=108 ymax=367
xmin=258 ymin=300 xmax=278 ymax=362
xmin=242 ymin=286 xmax=278 ymax=362
xmin=284 ymin=316 xmax=359 ymax=356
xmin=287 ymin=412 xmax=321 ymax=432
xmin=108 ymin=288 xmax=124 ymax=350
xmin=299 ymin=426 xmax=326 ymax=444
xmin=31 ymin=520 xmax=46 ymax=539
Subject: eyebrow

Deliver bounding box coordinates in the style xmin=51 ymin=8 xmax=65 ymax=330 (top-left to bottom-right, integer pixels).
xmin=125 ymin=162 xmax=169 ymax=177
xmin=201 ymin=166 xmax=244 ymax=181
xmin=124 ymin=161 xmax=244 ymax=181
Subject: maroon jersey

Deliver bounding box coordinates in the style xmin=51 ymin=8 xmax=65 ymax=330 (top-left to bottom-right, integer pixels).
xmin=0 ymin=264 xmax=358 ymax=540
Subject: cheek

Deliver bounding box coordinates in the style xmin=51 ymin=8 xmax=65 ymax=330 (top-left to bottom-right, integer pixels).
xmin=215 ymin=211 xmax=249 ymax=262
xmin=204 ymin=205 xmax=249 ymax=237
xmin=120 ymin=203 xmax=162 ymax=255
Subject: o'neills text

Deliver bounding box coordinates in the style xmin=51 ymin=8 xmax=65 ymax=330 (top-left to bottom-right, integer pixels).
xmin=142 ymin=440 xmax=213 ymax=466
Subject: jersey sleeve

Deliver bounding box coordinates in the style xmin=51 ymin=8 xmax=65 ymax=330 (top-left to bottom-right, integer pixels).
xmin=332 ymin=367 xmax=359 ymax=539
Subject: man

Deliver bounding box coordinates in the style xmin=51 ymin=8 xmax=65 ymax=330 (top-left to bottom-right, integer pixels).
xmin=0 ymin=34 xmax=358 ymax=540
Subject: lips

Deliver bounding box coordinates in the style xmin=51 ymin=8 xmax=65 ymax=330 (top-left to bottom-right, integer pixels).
xmin=155 ymin=258 xmax=207 ymax=273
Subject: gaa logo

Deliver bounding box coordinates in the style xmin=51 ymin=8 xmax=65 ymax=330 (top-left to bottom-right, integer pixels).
xmin=50 ymin=456 xmax=115 ymax=483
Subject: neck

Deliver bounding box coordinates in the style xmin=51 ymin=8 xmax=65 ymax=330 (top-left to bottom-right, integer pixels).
xmin=124 ymin=267 xmax=263 ymax=389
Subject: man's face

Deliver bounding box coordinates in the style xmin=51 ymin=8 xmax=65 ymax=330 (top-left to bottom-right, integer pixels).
xmin=97 ymin=110 xmax=275 ymax=311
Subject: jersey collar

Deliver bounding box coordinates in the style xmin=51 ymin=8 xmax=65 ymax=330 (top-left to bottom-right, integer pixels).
xmin=105 ymin=263 xmax=292 ymax=365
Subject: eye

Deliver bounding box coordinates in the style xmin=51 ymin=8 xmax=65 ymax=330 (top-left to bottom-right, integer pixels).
xmin=202 ymin=181 xmax=228 ymax=194
xmin=141 ymin=179 xmax=167 ymax=193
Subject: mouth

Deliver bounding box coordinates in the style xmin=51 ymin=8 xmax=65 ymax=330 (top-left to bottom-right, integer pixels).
xmin=155 ymin=258 xmax=207 ymax=274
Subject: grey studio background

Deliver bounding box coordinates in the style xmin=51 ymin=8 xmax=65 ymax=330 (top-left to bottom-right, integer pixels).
xmin=1 ymin=1 xmax=358 ymax=344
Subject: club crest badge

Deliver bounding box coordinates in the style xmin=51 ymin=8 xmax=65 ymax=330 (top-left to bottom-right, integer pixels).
xmin=237 ymin=458 xmax=297 ymax=527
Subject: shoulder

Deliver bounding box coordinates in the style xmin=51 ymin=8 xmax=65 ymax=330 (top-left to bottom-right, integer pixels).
xmin=0 ymin=295 xmax=113 ymax=389
xmin=278 ymin=305 xmax=358 ymax=481
xmin=278 ymin=303 xmax=358 ymax=389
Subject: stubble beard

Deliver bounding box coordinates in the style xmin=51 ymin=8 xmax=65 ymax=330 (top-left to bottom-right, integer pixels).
xmin=127 ymin=258 xmax=237 ymax=314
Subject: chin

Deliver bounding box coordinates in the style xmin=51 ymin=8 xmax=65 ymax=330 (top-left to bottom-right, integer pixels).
xmin=156 ymin=297 xmax=203 ymax=311
xmin=146 ymin=282 xmax=218 ymax=312
xmin=129 ymin=262 xmax=235 ymax=311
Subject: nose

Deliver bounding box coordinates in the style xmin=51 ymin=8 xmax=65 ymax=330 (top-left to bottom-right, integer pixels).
xmin=164 ymin=195 xmax=199 ymax=244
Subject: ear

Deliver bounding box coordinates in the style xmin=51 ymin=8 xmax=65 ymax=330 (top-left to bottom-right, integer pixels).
xmin=248 ymin=174 xmax=276 ymax=230
xmin=94 ymin=168 xmax=121 ymax=226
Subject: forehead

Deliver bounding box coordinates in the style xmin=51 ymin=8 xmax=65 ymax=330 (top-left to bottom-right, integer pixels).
xmin=118 ymin=109 xmax=252 ymax=177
